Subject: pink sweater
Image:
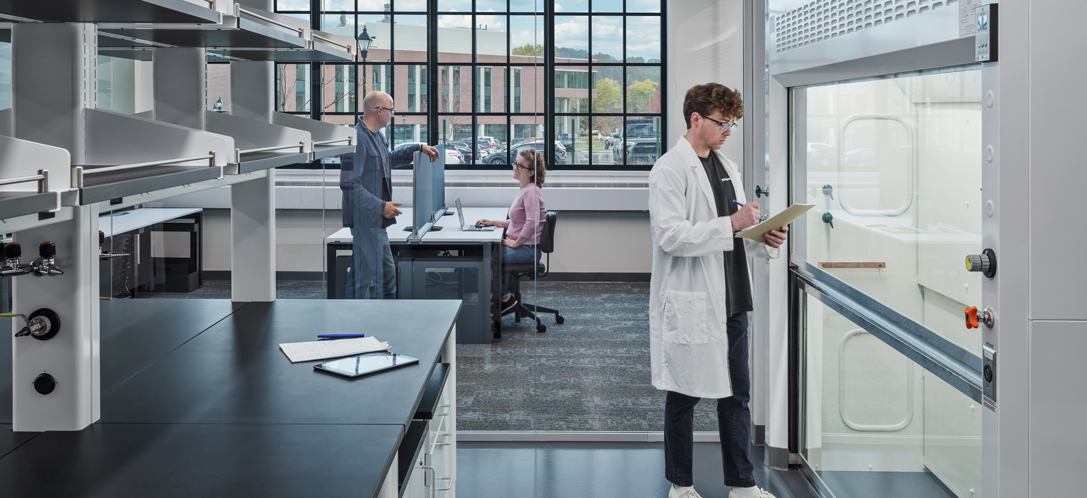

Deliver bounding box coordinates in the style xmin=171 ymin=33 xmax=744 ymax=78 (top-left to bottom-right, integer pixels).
xmin=507 ymin=184 xmax=546 ymax=245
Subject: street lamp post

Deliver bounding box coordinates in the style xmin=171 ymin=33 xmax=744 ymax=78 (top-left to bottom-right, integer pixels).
xmin=356 ymin=26 xmax=376 ymax=106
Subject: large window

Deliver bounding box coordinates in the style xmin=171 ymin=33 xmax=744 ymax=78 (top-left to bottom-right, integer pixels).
xmin=275 ymin=0 xmax=665 ymax=169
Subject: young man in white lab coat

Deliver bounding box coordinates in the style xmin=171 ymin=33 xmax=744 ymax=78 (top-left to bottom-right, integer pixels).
xmin=649 ymin=83 xmax=788 ymax=498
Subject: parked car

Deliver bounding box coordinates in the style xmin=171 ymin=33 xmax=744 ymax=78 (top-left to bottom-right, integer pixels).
xmin=484 ymin=140 xmax=567 ymax=165
xmin=612 ymin=118 xmax=659 ymax=164
xmin=604 ymin=131 xmax=621 ymax=149
xmin=445 ymin=139 xmax=476 ymax=163
xmin=807 ymin=142 xmax=836 ymax=168
xmin=556 ymin=134 xmax=574 ymax=157
xmin=510 ymin=138 xmax=567 ymax=165
xmin=477 ymin=136 xmax=500 ymax=155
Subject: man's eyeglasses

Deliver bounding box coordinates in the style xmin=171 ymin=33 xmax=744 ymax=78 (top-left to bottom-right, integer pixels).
xmin=700 ymin=114 xmax=738 ymax=133
xmin=375 ymin=106 xmax=396 ymax=114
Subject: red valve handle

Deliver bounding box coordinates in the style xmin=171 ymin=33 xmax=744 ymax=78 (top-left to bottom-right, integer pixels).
xmin=965 ymin=307 xmax=979 ymax=329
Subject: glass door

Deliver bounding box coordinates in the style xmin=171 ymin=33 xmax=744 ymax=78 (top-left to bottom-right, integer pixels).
xmin=790 ymin=67 xmax=986 ymax=497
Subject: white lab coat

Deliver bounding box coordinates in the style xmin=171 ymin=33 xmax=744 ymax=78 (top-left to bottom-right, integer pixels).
xmin=648 ymin=136 xmax=779 ymax=399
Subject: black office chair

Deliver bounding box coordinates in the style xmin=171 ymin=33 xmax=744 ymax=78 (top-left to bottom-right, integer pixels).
xmin=501 ymin=211 xmax=563 ymax=333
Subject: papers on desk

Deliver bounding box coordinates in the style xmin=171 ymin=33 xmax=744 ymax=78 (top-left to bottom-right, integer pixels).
xmin=279 ymin=336 xmax=390 ymax=363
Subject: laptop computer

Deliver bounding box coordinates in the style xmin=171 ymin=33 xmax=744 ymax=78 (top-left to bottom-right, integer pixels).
xmin=456 ymin=197 xmax=495 ymax=231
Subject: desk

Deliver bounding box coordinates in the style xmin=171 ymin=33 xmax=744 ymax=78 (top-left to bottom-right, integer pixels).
xmin=326 ymin=207 xmax=508 ymax=345
xmin=0 ymin=299 xmax=459 ymax=498
xmin=99 ymin=207 xmax=203 ymax=296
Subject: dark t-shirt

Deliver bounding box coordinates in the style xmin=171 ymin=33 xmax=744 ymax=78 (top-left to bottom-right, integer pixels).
xmin=699 ymin=153 xmax=753 ymax=316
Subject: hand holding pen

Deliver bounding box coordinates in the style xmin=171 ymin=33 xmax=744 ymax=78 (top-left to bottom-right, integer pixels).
xmin=730 ymin=199 xmax=762 ymax=231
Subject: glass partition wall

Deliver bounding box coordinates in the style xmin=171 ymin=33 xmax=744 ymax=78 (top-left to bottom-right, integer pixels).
xmin=790 ymin=68 xmax=985 ymax=497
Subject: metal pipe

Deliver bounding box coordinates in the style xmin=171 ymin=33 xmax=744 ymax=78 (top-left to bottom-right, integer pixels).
xmin=312 ymin=33 xmax=352 ymax=52
xmin=0 ymin=173 xmax=45 ymax=188
xmin=235 ymin=6 xmax=305 ymax=37
xmin=313 ymin=138 xmax=351 ymax=146
xmin=81 ymin=154 xmax=216 ymax=177
xmin=238 ymin=143 xmax=307 ymax=155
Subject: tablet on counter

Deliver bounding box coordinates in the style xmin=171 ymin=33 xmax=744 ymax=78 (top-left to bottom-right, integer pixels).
xmin=313 ymin=351 xmax=419 ymax=379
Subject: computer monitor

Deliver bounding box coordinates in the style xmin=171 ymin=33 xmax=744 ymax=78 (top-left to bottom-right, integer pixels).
xmin=432 ymin=144 xmax=446 ymax=221
xmin=413 ymin=149 xmax=434 ymax=236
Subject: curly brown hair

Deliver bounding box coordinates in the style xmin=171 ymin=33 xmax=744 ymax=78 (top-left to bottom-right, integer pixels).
xmin=517 ymin=148 xmax=547 ymax=187
xmin=683 ymin=83 xmax=744 ymax=129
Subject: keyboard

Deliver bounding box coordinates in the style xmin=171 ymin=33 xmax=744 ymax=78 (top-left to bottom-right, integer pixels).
xmin=462 ymin=224 xmax=495 ymax=231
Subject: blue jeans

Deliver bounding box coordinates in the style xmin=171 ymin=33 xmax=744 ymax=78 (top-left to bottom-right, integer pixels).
xmin=664 ymin=312 xmax=755 ymax=488
xmin=500 ymin=243 xmax=541 ymax=300
xmin=345 ymin=226 xmax=396 ymax=300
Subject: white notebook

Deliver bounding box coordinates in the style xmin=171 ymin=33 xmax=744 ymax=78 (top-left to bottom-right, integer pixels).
xmin=279 ymin=336 xmax=390 ymax=363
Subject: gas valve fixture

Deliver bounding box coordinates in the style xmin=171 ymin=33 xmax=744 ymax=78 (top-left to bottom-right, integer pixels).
xmin=965 ymin=306 xmax=994 ymax=329
xmin=31 ymin=241 xmax=63 ymax=277
xmin=0 ymin=242 xmax=32 ymax=277
xmin=2 ymin=308 xmax=61 ymax=340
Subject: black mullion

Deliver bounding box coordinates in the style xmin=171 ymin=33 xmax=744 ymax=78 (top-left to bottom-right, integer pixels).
xmin=427 ymin=0 xmax=438 ymax=147
xmin=507 ymin=7 xmax=512 ymax=167
xmin=622 ymin=9 xmax=627 ymax=167
xmin=471 ymin=5 xmax=477 ymax=159
xmin=658 ymin=0 xmax=666 ymax=152
xmin=544 ymin=0 xmax=554 ymax=168
xmin=587 ymin=4 xmax=594 ymax=169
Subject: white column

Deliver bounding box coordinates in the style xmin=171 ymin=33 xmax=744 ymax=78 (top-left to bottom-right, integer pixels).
xmin=11 ymin=205 xmax=100 ymax=431
xmin=9 ymin=22 xmax=100 ymax=432
xmin=231 ymin=170 xmax=277 ymax=302
xmin=765 ymin=74 xmax=791 ymax=470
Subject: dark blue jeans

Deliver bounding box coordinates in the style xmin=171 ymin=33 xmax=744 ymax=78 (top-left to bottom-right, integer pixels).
xmin=499 ymin=243 xmax=540 ymax=300
xmin=664 ymin=312 xmax=755 ymax=488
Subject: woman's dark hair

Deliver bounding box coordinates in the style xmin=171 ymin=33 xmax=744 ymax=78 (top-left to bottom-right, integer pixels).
xmin=518 ymin=148 xmax=547 ymax=187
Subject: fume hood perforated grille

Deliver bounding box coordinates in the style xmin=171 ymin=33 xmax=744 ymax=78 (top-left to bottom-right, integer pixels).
xmin=773 ymin=0 xmax=957 ymax=54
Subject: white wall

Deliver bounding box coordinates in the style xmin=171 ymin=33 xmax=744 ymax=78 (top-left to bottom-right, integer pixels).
xmin=199 ymin=207 xmax=651 ymax=276
xmin=667 ymin=0 xmax=744 ymax=160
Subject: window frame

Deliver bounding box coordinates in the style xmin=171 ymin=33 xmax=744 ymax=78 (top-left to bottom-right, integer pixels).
xmin=274 ymin=0 xmax=666 ymax=171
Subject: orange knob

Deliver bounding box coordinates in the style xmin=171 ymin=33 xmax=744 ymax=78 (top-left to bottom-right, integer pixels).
xmin=965 ymin=307 xmax=979 ymax=329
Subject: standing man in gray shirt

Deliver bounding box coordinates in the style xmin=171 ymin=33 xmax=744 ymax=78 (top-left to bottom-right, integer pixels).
xmin=341 ymin=91 xmax=439 ymax=299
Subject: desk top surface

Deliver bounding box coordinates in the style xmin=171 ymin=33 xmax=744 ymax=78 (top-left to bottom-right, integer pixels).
xmin=424 ymin=207 xmax=508 ymax=242
xmin=100 ymin=299 xmax=460 ymax=427
xmin=99 ymin=207 xmax=202 ymax=237
xmin=0 ymin=423 xmax=402 ymax=498
xmin=327 ymin=207 xmax=508 ymax=244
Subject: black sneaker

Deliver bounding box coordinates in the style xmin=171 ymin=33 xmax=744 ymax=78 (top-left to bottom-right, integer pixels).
xmin=501 ymin=298 xmax=519 ymax=314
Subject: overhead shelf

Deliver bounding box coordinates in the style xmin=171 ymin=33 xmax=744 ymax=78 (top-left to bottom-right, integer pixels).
xmin=69 ymin=109 xmax=232 ymax=205
xmin=0 ymin=0 xmax=221 ymax=24
xmin=0 ymin=136 xmax=70 ymax=219
xmin=272 ymin=113 xmax=355 ymax=161
xmin=99 ymin=6 xmax=355 ymax=62
xmin=206 ymin=111 xmax=312 ymax=174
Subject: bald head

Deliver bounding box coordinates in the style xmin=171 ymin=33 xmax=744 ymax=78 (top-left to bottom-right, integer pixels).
xmin=363 ymin=91 xmax=392 ymax=112
xmin=361 ymin=91 xmax=394 ymax=130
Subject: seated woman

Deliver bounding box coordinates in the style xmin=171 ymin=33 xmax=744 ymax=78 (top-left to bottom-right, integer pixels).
xmin=476 ymin=148 xmax=547 ymax=312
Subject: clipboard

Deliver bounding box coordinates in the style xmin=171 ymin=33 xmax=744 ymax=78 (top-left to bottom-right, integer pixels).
xmin=735 ymin=203 xmax=816 ymax=243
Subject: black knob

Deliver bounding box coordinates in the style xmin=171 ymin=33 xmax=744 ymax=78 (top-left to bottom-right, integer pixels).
xmin=4 ymin=242 xmax=21 ymax=259
xmin=39 ymin=241 xmax=55 ymax=258
xmin=983 ymin=365 xmax=993 ymax=383
xmin=33 ymin=373 xmax=56 ymax=395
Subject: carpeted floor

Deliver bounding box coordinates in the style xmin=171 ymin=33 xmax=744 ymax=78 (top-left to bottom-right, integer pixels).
xmin=141 ymin=279 xmax=723 ymax=432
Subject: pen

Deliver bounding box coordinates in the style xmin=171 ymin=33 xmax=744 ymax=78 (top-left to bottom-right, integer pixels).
xmin=732 ymin=200 xmax=744 ymax=208
xmin=317 ymin=333 xmax=366 ymax=340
